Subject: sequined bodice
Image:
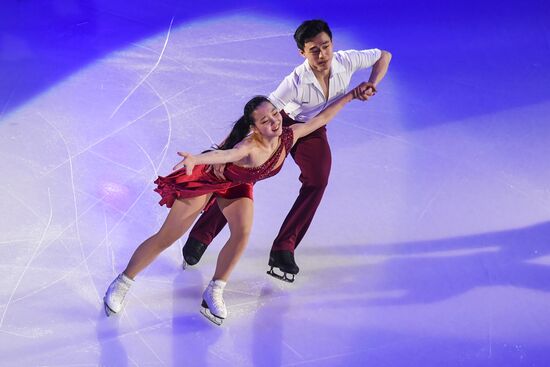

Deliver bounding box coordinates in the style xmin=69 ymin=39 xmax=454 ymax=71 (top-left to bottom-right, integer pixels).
xmin=223 ymin=127 xmax=294 ymax=184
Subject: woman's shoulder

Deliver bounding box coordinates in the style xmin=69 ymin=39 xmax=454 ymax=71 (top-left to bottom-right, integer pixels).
xmin=234 ymin=135 xmax=257 ymax=149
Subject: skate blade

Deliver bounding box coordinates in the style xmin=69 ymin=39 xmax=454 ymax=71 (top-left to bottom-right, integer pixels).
xmin=267 ymin=268 xmax=295 ymax=283
xmin=200 ymin=307 xmax=223 ymax=326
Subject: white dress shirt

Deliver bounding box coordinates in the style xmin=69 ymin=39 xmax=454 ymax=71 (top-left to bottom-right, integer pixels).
xmin=268 ymin=49 xmax=382 ymax=122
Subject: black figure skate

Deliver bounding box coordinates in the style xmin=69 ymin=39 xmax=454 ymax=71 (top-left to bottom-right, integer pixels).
xmin=182 ymin=237 xmax=208 ymax=269
xmin=267 ymin=250 xmax=299 ymax=283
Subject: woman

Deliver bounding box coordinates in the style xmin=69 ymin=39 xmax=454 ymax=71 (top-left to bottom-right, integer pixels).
xmin=104 ymin=82 xmax=369 ymax=325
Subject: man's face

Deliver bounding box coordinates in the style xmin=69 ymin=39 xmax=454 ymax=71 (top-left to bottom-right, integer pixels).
xmin=300 ymin=32 xmax=333 ymax=74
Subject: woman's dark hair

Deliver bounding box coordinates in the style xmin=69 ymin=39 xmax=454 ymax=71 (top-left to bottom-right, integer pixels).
xmin=293 ymin=19 xmax=332 ymax=51
xmin=216 ymin=96 xmax=271 ymax=150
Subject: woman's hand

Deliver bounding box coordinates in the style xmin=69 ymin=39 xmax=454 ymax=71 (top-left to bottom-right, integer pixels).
xmin=205 ymin=163 xmax=227 ymax=180
xmin=173 ymin=152 xmax=197 ymax=176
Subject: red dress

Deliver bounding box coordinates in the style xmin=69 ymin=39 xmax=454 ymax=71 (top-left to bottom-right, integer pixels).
xmin=154 ymin=127 xmax=294 ymax=208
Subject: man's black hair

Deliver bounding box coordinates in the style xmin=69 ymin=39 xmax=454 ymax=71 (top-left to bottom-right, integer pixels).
xmin=293 ymin=19 xmax=332 ymax=51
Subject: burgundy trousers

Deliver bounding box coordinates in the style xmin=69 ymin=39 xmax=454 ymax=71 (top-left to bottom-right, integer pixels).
xmin=188 ymin=112 xmax=332 ymax=253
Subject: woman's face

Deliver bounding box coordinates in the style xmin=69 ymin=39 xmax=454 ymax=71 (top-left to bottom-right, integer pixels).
xmin=251 ymin=101 xmax=282 ymax=138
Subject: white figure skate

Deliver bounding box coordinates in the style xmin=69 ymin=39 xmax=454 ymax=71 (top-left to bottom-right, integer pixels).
xmin=103 ymin=273 xmax=134 ymax=316
xmin=200 ymin=279 xmax=227 ymax=326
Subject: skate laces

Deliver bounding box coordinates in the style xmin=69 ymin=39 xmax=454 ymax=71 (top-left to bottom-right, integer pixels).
xmin=110 ymin=274 xmax=132 ymax=301
xmin=207 ymin=280 xmax=226 ymax=309
xmin=211 ymin=287 xmax=225 ymax=308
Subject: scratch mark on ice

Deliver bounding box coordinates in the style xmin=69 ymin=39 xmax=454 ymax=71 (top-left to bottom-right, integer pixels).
xmin=110 ymin=17 xmax=174 ymax=119
xmin=0 ymin=189 xmax=52 ymax=328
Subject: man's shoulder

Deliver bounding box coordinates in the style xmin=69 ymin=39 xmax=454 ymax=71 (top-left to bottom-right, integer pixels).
xmin=279 ymin=60 xmax=310 ymax=87
xmin=333 ymin=48 xmax=381 ymax=70
xmin=334 ymin=49 xmax=355 ymax=56
xmin=333 ymin=49 xmax=360 ymax=62
xmin=334 ymin=49 xmax=379 ymax=59
xmin=288 ymin=60 xmax=309 ymax=78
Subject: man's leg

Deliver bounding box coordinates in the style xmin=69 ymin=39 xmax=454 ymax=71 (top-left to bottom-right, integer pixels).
xmin=273 ymin=125 xmax=331 ymax=252
xmin=188 ymin=204 xmax=228 ymax=245
xmin=182 ymin=203 xmax=228 ymax=267
xmin=267 ymin=124 xmax=331 ymax=281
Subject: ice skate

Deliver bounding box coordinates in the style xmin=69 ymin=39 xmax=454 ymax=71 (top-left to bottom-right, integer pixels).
xmin=182 ymin=237 xmax=208 ymax=269
xmin=103 ymin=273 xmax=134 ymax=316
xmin=200 ymin=279 xmax=227 ymax=325
xmin=267 ymin=250 xmax=299 ymax=283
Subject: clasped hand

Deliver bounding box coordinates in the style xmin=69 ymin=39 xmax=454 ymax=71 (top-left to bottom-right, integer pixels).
xmin=352 ymin=82 xmax=377 ymax=101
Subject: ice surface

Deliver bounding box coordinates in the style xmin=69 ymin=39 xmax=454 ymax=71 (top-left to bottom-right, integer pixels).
xmin=1 ymin=1 xmax=549 ymax=366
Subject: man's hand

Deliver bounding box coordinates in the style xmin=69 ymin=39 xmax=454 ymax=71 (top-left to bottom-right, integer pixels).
xmin=352 ymin=82 xmax=377 ymax=101
xmin=173 ymin=152 xmax=197 ymax=176
xmin=354 ymin=82 xmax=377 ymax=101
xmin=206 ymin=163 xmax=227 ymax=180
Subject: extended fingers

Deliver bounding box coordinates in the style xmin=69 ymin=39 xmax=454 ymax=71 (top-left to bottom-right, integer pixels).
xmin=173 ymin=152 xmax=189 ymax=170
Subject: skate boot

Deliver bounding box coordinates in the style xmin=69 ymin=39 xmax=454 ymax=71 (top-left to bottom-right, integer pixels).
xmin=104 ymin=273 xmax=134 ymax=316
xmin=200 ymin=279 xmax=227 ymax=326
xmin=267 ymin=250 xmax=299 ymax=283
xmin=182 ymin=237 xmax=208 ymax=269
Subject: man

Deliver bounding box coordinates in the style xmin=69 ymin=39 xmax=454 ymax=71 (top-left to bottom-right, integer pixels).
xmin=182 ymin=19 xmax=392 ymax=282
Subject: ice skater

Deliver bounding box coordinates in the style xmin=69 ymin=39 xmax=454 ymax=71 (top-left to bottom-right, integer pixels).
xmin=181 ymin=19 xmax=392 ymax=282
xmin=103 ymin=82 xmax=369 ymax=325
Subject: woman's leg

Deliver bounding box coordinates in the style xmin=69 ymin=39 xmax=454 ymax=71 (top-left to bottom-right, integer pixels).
xmin=200 ymin=197 xmax=253 ymax=324
xmin=212 ymin=197 xmax=254 ymax=281
xmin=123 ymin=194 xmax=211 ymax=279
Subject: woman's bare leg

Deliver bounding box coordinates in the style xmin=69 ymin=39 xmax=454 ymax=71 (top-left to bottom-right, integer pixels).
xmin=212 ymin=197 xmax=254 ymax=281
xmin=123 ymin=195 xmax=211 ymax=279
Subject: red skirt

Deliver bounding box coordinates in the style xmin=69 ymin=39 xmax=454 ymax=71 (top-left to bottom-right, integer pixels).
xmin=154 ymin=165 xmax=253 ymax=210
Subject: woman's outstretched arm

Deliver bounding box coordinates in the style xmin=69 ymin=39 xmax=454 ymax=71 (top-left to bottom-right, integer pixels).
xmin=173 ymin=141 xmax=252 ymax=175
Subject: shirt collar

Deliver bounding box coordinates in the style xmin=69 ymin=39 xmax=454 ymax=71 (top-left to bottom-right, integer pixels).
xmin=301 ymin=56 xmax=345 ymax=84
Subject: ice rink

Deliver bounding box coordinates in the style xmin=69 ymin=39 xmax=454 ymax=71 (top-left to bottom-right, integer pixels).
xmin=1 ymin=1 xmax=550 ymax=366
